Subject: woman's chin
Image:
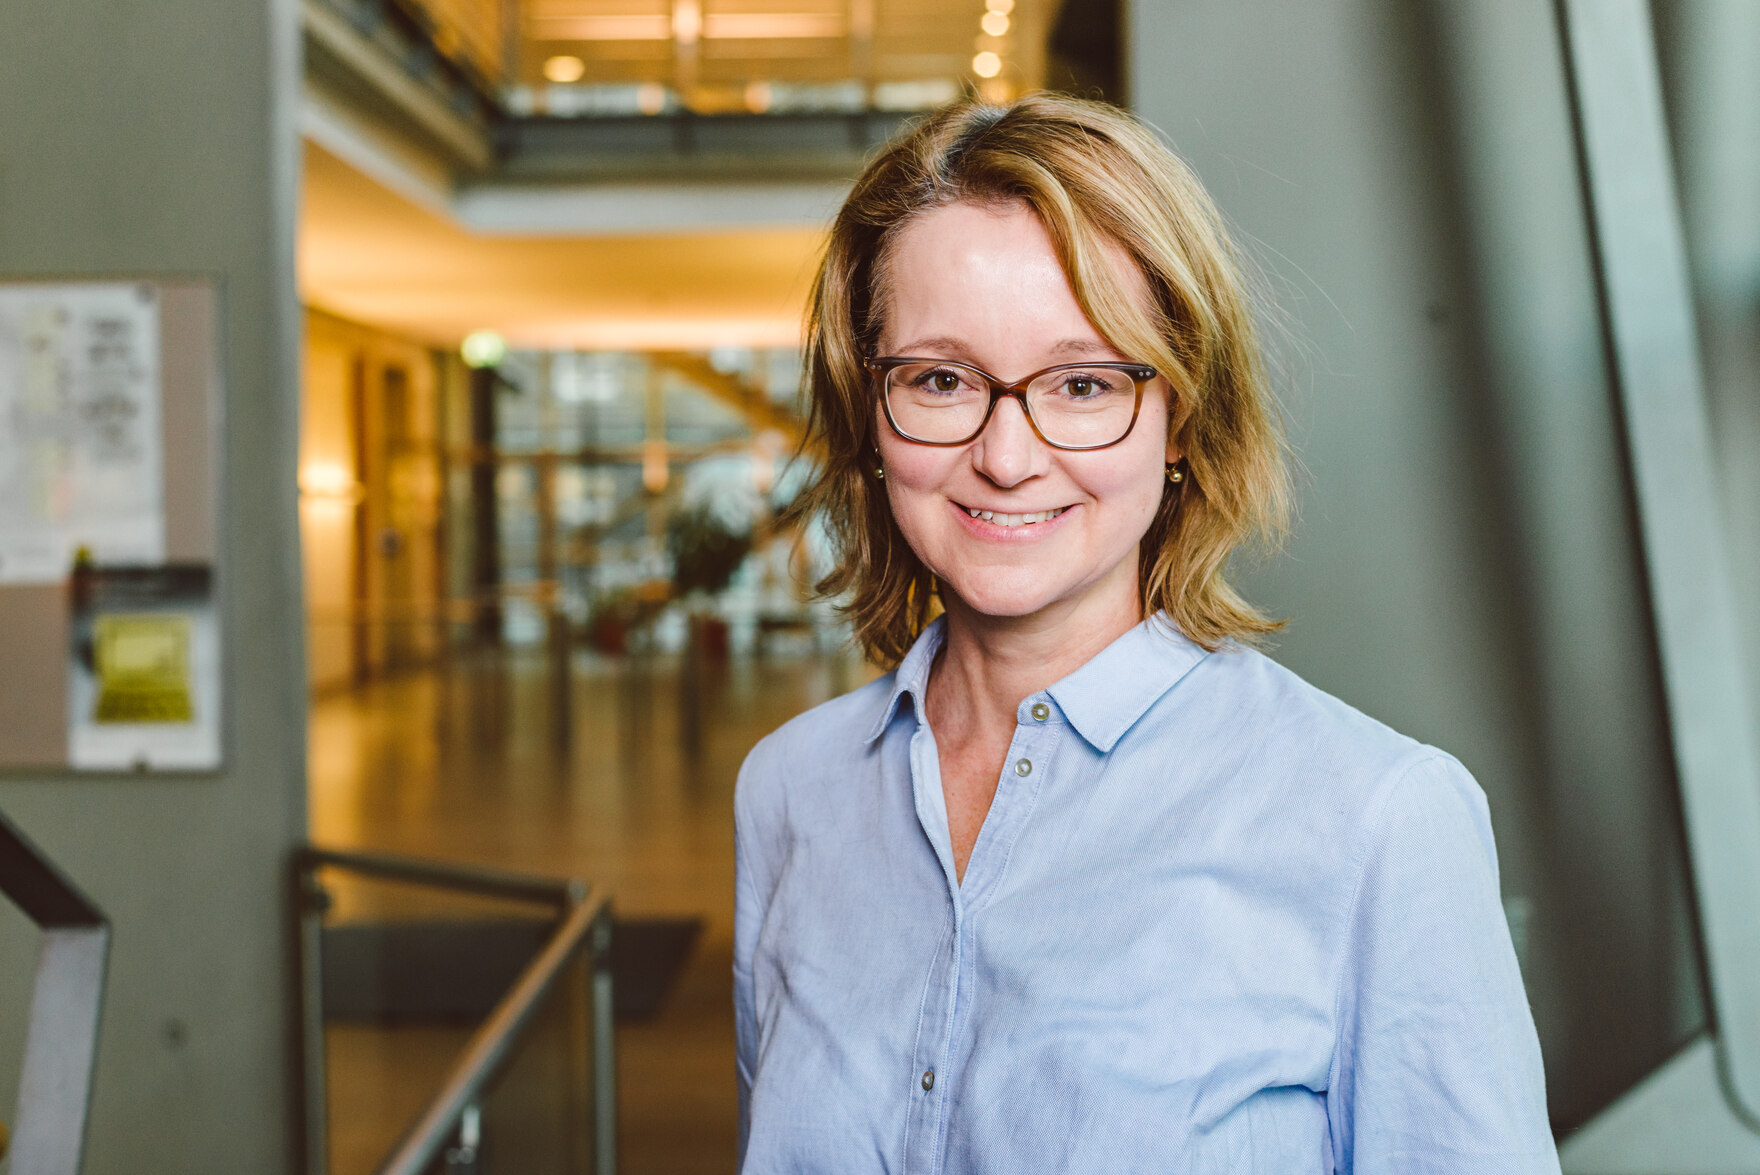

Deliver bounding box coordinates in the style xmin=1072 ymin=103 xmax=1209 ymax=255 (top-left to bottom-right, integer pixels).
xmin=939 ymin=576 xmax=1083 ymax=623
xmin=935 ymin=551 xmax=1145 ymax=627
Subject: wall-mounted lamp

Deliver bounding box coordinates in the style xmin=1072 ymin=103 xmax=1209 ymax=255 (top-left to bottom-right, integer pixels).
xmin=298 ymin=462 xmax=363 ymax=503
xmin=544 ymin=55 xmax=586 ymax=83
xmin=461 ymin=330 xmax=507 ymax=369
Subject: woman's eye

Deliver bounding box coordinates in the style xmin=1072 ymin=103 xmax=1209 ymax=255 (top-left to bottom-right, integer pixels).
xmin=914 ymin=368 xmax=971 ymax=393
xmin=1061 ymin=374 xmax=1115 ymax=397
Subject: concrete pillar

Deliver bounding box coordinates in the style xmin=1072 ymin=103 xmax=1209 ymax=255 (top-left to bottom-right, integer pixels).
xmin=0 ymin=1 xmax=307 ymax=1171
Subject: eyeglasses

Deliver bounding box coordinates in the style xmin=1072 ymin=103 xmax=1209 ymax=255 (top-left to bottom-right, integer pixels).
xmin=867 ymin=356 xmax=1159 ymax=451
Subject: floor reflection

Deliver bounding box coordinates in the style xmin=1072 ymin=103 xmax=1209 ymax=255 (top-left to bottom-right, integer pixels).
xmin=309 ymin=646 xmax=871 ymax=1174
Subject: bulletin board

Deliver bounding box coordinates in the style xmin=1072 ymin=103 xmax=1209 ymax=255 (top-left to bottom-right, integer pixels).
xmin=0 ymin=278 xmax=222 ymax=772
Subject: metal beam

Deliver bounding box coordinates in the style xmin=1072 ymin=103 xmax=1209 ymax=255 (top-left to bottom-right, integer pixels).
xmin=8 ymin=928 xmax=109 ymax=1175
xmin=0 ymin=818 xmax=103 ymax=929
xmin=1 ymin=809 xmax=111 ymax=1175
xmin=650 ymin=351 xmax=807 ymax=449
xmin=1557 ymin=0 xmax=1760 ymax=1128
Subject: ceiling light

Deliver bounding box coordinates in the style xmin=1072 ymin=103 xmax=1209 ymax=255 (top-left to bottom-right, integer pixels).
xmin=972 ymin=50 xmax=1002 ymax=79
xmin=980 ymin=11 xmax=1009 ymax=36
xmin=543 ymin=55 xmax=585 ymax=84
xmin=673 ymin=0 xmax=702 ymax=45
xmin=461 ymin=331 xmax=507 ymax=369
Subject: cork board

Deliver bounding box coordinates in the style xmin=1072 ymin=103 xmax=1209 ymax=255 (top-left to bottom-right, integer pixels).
xmin=0 ymin=277 xmax=221 ymax=772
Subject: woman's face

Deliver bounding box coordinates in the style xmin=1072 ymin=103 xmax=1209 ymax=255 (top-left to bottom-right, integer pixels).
xmin=875 ymin=200 xmax=1177 ymax=627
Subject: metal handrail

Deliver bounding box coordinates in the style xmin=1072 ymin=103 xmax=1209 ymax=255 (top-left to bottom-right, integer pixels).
xmin=299 ymin=845 xmax=585 ymax=907
xmin=294 ymin=846 xmax=617 ymax=1175
xmin=0 ymin=806 xmax=110 ymax=1175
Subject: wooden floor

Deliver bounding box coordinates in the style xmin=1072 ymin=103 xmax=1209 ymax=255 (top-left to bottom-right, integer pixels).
xmin=308 ymin=646 xmax=872 ymax=1174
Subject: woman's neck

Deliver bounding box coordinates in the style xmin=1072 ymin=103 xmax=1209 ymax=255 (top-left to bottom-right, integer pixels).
xmin=926 ymin=585 xmax=1143 ymax=742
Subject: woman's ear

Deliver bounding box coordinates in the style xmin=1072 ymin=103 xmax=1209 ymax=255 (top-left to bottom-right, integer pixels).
xmin=1162 ymin=382 xmax=1188 ymax=464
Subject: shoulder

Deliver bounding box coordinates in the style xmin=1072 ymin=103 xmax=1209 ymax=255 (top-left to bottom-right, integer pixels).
xmin=1160 ymin=644 xmax=1490 ymax=855
xmin=1195 ymin=645 xmax=1417 ymax=753
xmin=734 ymin=670 xmax=897 ymax=822
xmin=1192 ymin=644 xmax=1442 ymax=771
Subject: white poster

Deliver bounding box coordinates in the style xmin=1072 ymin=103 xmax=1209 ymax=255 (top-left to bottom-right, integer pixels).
xmin=67 ymin=564 xmax=221 ymax=771
xmin=0 ymin=282 xmax=165 ymax=584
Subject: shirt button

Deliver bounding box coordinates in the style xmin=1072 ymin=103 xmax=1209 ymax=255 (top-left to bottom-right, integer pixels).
xmin=922 ymin=1069 xmax=935 ymax=1091
xmin=1031 ymin=703 xmax=1050 ymax=721
xmin=1015 ymin=758 xmax=1032 ymax=777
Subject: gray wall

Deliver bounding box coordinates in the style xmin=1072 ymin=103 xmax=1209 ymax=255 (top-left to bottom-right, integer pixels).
xmin=0 ymin=1 xmax=308 ymax=1171
xmin=1129 ymin=0 xmax=1705 ymax=1132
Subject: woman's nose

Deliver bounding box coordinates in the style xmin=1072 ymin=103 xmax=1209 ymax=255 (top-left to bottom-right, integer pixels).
xmin=970 ymin=395 xmax=1044 ymax=487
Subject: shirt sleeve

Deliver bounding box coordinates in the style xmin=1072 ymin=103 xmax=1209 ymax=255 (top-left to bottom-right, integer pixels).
xmin=732 ymin=744 xmax=775 ymax=1164
xmin=1327 ymin=753 xmax=1560 ymax=1174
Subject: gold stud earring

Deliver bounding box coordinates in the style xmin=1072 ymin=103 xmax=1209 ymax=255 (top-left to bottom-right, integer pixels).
xmin=876 ymin=465 xmax=885 ymax=480
xmin=1166 ymin=463 xmax=1185 ymax=484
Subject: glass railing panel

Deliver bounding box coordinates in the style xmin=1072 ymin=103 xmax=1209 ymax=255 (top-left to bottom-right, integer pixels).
xmin=471 ymin=949 xmax=598 ymax=1174
xmin=329 ymin=1019 xmax=479 ymax=1175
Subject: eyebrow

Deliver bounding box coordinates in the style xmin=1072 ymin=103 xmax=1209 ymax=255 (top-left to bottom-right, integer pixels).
xmin=1048 ymin=339 xmax=1119 ymax=357
xmin=890 ymin=337 xmax=1124 ymax=360
xmin=890 ymin=336 xmax=968 ymax=356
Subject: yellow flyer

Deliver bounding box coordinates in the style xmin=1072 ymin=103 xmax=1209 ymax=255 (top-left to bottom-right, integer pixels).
xmin=92 ymin=613 xmax=194 ymax=724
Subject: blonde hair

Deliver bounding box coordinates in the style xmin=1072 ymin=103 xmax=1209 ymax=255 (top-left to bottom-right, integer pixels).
xmin=786 ymin=92 xmax=1290 ymax=666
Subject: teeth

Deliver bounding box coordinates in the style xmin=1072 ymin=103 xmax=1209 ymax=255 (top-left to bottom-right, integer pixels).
xmin=963 ymin=506 xmax=1067 ymax=527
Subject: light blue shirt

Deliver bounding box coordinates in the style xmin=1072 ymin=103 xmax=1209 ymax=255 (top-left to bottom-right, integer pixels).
xmin=734 ymin=615 xmax=1559 ymax=1173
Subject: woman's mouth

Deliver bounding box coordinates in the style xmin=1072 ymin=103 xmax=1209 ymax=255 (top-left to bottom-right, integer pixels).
xmin=960 ymin=506 xmax=1069 ymax=528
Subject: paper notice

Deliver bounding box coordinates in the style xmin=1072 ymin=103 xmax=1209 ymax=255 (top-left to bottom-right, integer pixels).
xmin=0 ymin=283 xmax=165 ymax=584
xmin=68 ymin=563 xmax=219 ymax=771
xmin=92 ymin=614 xmax=195 ymax=723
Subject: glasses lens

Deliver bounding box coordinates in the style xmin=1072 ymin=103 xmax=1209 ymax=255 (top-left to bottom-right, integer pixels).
xmin=1025 ymin=367 xmax=1142 ymax=448
xmin=884 ymin=362 xmax=992 ymax=443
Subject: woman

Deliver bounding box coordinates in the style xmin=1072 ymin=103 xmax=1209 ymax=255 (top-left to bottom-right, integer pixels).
xmin=734 ymin=94 xmax=1558 ymax=1173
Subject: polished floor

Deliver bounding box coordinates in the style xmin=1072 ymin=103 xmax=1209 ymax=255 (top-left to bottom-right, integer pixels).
xmin=309 ymin=645 xmax=872 ymax=1174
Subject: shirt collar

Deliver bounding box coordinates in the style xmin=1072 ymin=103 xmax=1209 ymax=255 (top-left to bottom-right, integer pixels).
xmin=863 ymin=613 xmax=1206 ymax=750
xmin=864 ymin=615 xmax=947 ymax=743
xmin=1046 ymin=614 xmax=1209 ymax=752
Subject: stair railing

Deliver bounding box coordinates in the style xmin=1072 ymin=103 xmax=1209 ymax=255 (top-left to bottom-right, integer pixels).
xmin=0 ymin=807 xmax=111 ymax=1175
xmin=294 ymin=846 xmax=616 ymax=1175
